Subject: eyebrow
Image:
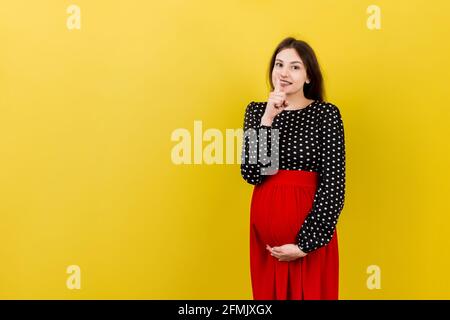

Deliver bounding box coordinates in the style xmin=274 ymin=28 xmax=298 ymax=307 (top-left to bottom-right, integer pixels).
xmin=275 ymin=58 xmax=303 ymax=65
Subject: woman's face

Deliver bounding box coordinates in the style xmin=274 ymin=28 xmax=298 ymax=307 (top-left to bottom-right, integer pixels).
xmin=272 ymin=48 xmax=309 ymax=94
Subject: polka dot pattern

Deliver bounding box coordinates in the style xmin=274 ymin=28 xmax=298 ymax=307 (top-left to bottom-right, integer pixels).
xmin=240 ymin=100 xmax=346 ymax=253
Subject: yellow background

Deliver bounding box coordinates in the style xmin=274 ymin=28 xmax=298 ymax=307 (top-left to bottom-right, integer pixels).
xmin=1 ymin=0 xmax=449 ymax=299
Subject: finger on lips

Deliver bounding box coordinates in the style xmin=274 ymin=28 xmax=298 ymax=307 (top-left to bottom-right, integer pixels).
xmin=274 ymin=78 xmax=288 ymax=108
xmin=275 ymin=78 xmax=283 ymax=93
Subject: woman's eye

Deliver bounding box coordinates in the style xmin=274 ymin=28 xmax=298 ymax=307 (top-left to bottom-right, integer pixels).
xmin=275 ymin=62 xmax=282 ymax=67
xmin=292 ymin=66 xmax=300 ymax=70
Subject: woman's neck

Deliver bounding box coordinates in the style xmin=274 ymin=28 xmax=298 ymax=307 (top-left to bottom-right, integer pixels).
xmin=285 ymin=93 xmax=314 ymax=110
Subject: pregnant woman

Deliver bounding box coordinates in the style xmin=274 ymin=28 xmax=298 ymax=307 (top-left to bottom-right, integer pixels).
xmin=240 ymin=37 xmax=346 ymax=300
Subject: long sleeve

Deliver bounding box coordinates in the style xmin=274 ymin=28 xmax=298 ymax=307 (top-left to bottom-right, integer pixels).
xmin=240 ymin=101 xmax=276 ymax=185
xmin=296 ymin=104 xmax=346 ymax=253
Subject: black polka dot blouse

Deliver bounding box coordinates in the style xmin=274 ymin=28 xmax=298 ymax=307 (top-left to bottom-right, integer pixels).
xmin=240 ymin=100 xmax=346 ymax=253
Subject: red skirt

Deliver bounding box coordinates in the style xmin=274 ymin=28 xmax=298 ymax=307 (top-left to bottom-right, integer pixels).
xmin=250 ymin=169 xmax=339 ymax=300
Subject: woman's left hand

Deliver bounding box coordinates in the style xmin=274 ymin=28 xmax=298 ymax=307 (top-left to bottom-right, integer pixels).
xmin=266 ymin=244 xmax=307 ymax=262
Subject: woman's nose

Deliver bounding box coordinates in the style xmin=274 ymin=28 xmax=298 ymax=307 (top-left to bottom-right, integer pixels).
xmin=279 ymin=68 xmax=288 ymax=77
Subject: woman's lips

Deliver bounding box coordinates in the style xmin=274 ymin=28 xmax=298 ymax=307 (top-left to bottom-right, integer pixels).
xmin=280 ymin=80 xmax=292 ymax=86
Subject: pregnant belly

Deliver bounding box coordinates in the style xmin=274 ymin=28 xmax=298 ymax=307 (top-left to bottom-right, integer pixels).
xmin=250 ymin=185 xmax=314 ymax=246
xmin=251 ymin=208 xmax=302 ymax=245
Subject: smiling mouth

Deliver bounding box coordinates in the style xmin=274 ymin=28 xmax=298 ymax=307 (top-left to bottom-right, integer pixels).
xmin=281 ymin=80 xmax=292 ymax=85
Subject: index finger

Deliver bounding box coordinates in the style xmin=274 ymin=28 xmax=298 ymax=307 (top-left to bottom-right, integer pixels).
xmin=274 ymin=78 xmax=283 ymax=93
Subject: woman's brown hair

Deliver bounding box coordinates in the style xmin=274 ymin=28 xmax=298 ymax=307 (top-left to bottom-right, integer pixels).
xmin=267 ymin=37 xmax=325 ymax=102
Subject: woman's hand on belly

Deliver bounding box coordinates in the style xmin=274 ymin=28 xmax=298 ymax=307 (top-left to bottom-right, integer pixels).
xmin=266 ymin=244 xmax=307 ymax=261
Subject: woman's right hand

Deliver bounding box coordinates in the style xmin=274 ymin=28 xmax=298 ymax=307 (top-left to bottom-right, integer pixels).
xmin=261 ymin=78 xmax=289 ymax=126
